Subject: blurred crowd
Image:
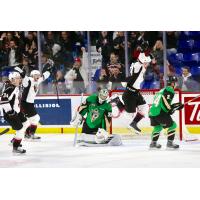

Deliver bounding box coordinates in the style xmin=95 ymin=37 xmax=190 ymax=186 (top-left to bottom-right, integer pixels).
xmin=0 ymin=31 xmax=199 ymax=94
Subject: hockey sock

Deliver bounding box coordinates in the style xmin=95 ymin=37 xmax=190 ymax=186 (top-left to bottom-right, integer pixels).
xmin=13 ymin=138 xmax=22 ymax=149
xmin=29 ymin=125 xmax=37 ymax=135
xmin=133 ymin=112 xmax=144 ymax=123
xmin=151 ymin=125 xmax=163 ymax=141
xmin=167 ymin=122 xmax=177 ymax=141
xmin=25 ymin=127 xmax=31 ymax=136
xmin=116 ymin=101 xmax=125 ymax=112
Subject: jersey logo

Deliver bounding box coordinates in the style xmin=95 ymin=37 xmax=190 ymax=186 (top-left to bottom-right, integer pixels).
xmin=91 ymin=109 xmax=99 ymax=122
xmin=167 ymin=95 xmax=171 ymax=100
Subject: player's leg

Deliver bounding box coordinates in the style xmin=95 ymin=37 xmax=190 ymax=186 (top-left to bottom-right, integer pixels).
xmin=128 ymin=93 xmax=147 ymax=133
xmin=149 ymin=116 xmax=162 ymax=149
xmin=166 ymin=121 xmax=179 ymax=149
xmin=4 ymin=112 xmax=26 ymax=153
xmin=109 ymin=94 xmax=125 ymax=112
xmin=159 ymin=111 xmax=179 ymax=149
xmin=22 ymin=102 xmax=41 ymax=140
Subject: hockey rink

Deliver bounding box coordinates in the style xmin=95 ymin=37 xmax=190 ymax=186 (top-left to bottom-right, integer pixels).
xmin=1 ymin=134 xmax=200 ymax=168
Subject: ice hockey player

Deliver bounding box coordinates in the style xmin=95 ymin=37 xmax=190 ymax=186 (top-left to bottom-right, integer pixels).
xmin=20 ymin=59 xmax=54 ymax=140
xmin=149 ymin=76 xmax=184 ymax=149
xmin=110 ymin=52 xmax=151 ymax=134
xmin=0 ymin=70 xmax=30 ymax=153
xmin=71 ymin=88 xmax=122 ymax=146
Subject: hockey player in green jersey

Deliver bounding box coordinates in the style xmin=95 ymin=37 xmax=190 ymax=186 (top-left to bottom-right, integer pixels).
xmin=71 ymin=88 xmax=122 ymax=146
xmin=149 ymin=76 xmax=184 ymax=149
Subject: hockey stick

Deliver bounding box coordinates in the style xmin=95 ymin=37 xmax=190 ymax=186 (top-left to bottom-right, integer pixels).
xmin=73 ymin=93 xmax=84 ymax=146
xmin=183 ymin=94 xmax=200 ymax=105
xmin=0 ymin=128 xmax=9 ymax=136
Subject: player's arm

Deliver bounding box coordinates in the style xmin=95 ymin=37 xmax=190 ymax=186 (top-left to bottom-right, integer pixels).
xmin=78 ymin=97 xmax=90 ymax=116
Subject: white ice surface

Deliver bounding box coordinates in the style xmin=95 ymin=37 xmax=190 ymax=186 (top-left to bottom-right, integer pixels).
xmin=1 ymin=134 xmax=200 ymax=168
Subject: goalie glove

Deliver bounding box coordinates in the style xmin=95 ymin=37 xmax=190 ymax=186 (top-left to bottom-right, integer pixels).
xmin=169 ymin=102 xmax=184 ymax=115
xmin=95 ymin=128 xmax=110 ymax=144
xmin=70 ymin=112 xmax=83 ymax=127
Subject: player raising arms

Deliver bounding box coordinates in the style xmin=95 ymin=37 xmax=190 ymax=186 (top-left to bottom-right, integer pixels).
xmin=149 ymin=76 xmax=184 ymax=149
xmin=0 ymin=69 xmax=30 ymax=154
xmin=20 ymin=59 xmax=54 ymax=140
xmin=71 ymin=88 xmax=122 ymax=146
xmin=110 ymin=52 xmax=151 ymax=134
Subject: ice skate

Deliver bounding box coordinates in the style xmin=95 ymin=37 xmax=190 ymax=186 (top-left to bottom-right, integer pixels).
xmin=149 ymin=141 xmax=162 ymax=149
xmin=128 ymin=121 xmax=141 ymax=134
xmin=13 ymin=147 xmax=26 ymax=154
xmin=166 ymin=140 xmax=179 ymax=149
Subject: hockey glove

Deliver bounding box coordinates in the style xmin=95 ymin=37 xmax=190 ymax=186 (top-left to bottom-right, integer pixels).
xmin=70 ymin=112 xmax=83 ymax=127
xmin=14 ymin=67 xmax=26 ymax=78
xmin=169 ymin=103 xmax=184 ymax=115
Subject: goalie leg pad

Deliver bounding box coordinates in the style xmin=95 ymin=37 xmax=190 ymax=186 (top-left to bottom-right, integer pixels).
xmin=28 ymin=114 xmax=40 ymax=125
xmin=108 ymin=134 xmax=122 ymax=146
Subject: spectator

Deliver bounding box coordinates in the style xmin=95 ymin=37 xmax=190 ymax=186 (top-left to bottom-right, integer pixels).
xmin=7 ymin=40 xmax=22 ymax=67
xmin=108 ymin=67 xmax=124 ymax=90
xmin=96 ymin=31 xmax=113 ymax=67
xmin=64 ymin=57 xmax=88 ymax=94
xmin=23 ymin=40 xmax=38 ymax=70
xmin=59 ymin=31 xmax=74 ymax=68
xmin=52 ymin=70 xmax=67 ymax=94
xmin=106 ymin=52 xmax=125 ymax=78
xmin=152 ymin=40 xmax=164 ymax=66
xmin=24 ymin=32 xmax=37 ymax=49
xmin=177 ymin=66 xmax=200 ymax=92
xmin=42 ymin=31 xmax=57 ymax=55
xmin=96 ymin=68 xmax=109 ymax=89
xmin=166 ymin=31 xmax=178 ymax=55
xmin=113 ymin=31 xmax=125 ymax=63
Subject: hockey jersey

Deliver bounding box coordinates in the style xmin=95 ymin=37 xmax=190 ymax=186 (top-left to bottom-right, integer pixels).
xmin=80 ymin=94 xmax=112 ymax=129
xmin=0 ymin=82 xmax=20 ymax=113
xmin=21 ymin=71 xmax=50 ymax=103
xmin=149 ymin=86 xmax=175 ymax=117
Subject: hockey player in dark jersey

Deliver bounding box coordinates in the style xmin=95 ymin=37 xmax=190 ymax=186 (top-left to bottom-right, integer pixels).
xmin=71 ymin=88 xmax=122 ymax=146
xmin=0 ymin=70 xmax=30 ymax=153
xmin=149 ymin=76 xmax=184 ymax=149
xmin=20 ymin=59 xmax=54 ymax=140
xmin=110 ymin=52 xmax=151 ymax=134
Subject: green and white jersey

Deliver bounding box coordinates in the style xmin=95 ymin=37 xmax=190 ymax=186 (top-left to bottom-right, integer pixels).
xmin=80 ymin=94 xmax=112 ymax=129
xmin=149 ymin=86 xmax=175 ymax=117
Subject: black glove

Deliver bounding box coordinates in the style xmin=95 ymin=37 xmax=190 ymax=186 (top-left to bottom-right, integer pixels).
xmin=7 ymin=110 xmax=17 ymax=118
xmin=42 ymin=59 xmax=54 ymax=74
xmin=14 ymin=67 xmax=26 ymax=78
xmin=169 ymin=103 xmax=184 ymax=115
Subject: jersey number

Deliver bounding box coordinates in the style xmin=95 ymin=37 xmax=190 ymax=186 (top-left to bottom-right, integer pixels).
xmin=153 ymin=94 xmax=162 ymax=107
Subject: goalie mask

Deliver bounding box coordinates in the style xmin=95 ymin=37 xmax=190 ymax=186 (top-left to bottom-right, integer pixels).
xmin=98 ymin=89 xmax=109 ymax=104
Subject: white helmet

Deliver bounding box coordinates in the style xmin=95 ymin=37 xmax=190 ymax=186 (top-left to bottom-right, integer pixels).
xmin=8 ymin=71 xmax=21 ymax=81
xmin=138 ymin=53 xmax=151 ymax=64
xmin=30 ymin=70 xmax=41 ymax=77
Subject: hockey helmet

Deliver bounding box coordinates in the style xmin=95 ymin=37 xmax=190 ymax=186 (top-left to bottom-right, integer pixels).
xmin=30 ymin=70 xmax=41 ymax=77
xmin=8 ymin=71 xmax=21 ymax=81
xmin=138 ymin=53 xmax=151 ymax=64
xmin=166 ymin=76 xmax=178 ymax=85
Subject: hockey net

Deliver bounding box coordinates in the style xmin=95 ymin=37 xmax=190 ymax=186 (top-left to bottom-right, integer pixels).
xmin=110 ymin=89 xmax=200 ymax=141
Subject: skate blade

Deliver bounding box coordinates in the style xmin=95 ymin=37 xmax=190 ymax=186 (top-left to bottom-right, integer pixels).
xmin=166 ymin=147 xmax=180 ymax=150
xmin=24 ymin=138 xmax=41 ymax=142
xmin=127 ymin=126 xmax=140 ymax=135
